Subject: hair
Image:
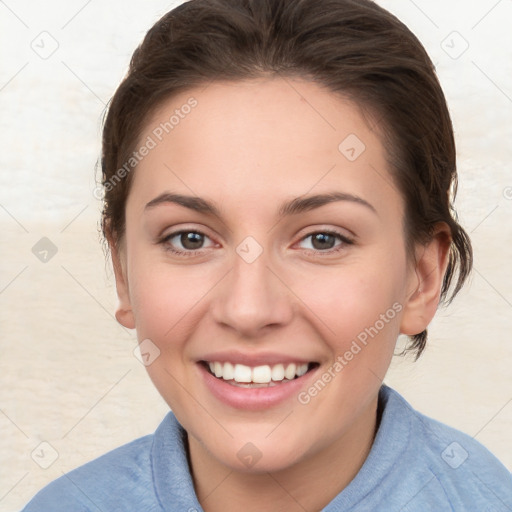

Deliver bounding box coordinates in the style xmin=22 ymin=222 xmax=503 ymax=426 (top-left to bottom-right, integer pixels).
xmin=99 ymin=0 xmax=473 ymax=359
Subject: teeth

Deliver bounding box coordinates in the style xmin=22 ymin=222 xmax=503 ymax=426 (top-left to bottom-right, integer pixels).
xmin=234 ymin=364 xmax=252 ymax=383
xmin=284 ymin=363 xmax=296 ymax=380
xmin=206 ymin=361 xmax=310 ymax=384
xmin=223 ymin=362 xmax=234 ymax=380
xmin=271 ymin=364 xmax=285 ymax=381
xmin=296 ymin=363 xmax=308 ymax=377
xmin=252 ymin=365 xmax=272 ymax=383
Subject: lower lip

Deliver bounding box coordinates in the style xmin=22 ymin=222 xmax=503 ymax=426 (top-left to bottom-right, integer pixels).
xmin=199 ymin=363 xmax=318 ymax=411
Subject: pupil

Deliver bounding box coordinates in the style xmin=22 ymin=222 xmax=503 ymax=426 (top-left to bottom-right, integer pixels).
xmin=181 ymin=232 xmax=203 ymax=249
xmin=312 ymin=233 xmax=334 ymax=250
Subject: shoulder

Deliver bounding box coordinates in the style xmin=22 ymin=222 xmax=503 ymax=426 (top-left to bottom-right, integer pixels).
xmin=384 ymin=386 xmax=512 ymax=510
xmin=21 ymin=428 xmax=161 ymax=511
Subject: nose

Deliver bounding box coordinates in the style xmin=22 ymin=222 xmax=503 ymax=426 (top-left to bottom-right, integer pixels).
xmin=210 ymin=244 xmax=294 ymax=338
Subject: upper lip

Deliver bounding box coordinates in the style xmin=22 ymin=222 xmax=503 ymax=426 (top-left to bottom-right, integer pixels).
xmin=198 ymin=350 xmax=317 ymax=367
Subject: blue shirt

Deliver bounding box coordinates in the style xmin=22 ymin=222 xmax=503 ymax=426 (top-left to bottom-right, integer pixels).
xmin=21 ymin=385 xmax=512 ymax=511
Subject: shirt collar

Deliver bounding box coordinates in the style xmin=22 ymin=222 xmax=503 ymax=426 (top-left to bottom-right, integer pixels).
xmin=151 ymin=384 xmax=410 ymax=511
xmin=151 ymin=411 xmax=202 ymax=512
xmin=324 ymin=384 xmax=412 ymax=510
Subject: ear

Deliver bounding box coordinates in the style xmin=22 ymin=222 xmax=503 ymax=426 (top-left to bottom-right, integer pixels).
xmin=107 ymin=228 xmax=136 ymax=330
xmin=400 ymin=223 xmax=452 ymax=336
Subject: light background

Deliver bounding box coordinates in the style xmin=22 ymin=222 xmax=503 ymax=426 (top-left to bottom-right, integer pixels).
xmin=1 ymin=0 xmax=511 ymax=510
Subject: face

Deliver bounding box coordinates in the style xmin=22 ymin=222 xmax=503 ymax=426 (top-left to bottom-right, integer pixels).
xmin=113 ymin=77 xmax=427 ymax=474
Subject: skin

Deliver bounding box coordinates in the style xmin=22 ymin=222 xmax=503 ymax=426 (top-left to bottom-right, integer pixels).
xmin=109 ymin=77 xmax=451 ymax=512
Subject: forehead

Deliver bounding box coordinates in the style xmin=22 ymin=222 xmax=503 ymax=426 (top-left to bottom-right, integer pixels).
xmin=129 ymin=78 xmax=402 ymax=221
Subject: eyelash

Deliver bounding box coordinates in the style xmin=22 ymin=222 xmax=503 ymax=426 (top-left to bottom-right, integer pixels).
xmin=158 ymin=229 xmax=354 ymax=257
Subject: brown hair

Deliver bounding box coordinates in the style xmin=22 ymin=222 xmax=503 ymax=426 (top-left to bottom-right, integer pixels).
xmin=99 ymin=0 xmax=473 ymax=358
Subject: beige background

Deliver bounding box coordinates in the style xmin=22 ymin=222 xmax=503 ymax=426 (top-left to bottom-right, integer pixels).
xmin=1 ymin=0 xmax=511 ymax=510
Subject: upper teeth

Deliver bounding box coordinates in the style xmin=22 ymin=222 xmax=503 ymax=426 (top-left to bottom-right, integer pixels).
xmin=208 ymin=362 xmax=309 ymax=384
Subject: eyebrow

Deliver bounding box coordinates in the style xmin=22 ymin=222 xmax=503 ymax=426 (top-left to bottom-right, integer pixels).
xmin=144 ymin=191 xmax=377 ymax=218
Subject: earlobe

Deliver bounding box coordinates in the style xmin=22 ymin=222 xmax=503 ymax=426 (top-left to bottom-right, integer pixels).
xmin=115 ymin=307 xmax=135 ymax=330
xmin=107 ymin=231 xmax=136 ymax=330
xmin=399 ymin=223 xmax=452 ymax=336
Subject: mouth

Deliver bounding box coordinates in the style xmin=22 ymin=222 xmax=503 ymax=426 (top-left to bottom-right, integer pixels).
xmin=200 ymin=360 xmax=320 ymax=388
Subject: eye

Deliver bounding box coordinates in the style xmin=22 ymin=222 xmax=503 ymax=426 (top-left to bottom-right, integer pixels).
xmin=160 ymin=230 xmax=215 ymax=255
xmin=297 ymin=230 xmax=353 ymax=254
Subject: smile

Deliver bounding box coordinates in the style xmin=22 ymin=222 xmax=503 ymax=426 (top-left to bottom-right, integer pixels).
xmin=203 ymin=361 xmax=318 ymax=388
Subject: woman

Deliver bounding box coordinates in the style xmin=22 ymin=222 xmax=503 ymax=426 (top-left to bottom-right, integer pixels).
xmin=22 ymin=0 xmax=512 ymax=510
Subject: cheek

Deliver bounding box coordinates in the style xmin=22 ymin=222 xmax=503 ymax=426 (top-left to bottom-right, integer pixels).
xmin=126 ymin=243 xmax=226 ymax=355
xmin=288 ymin=253 xmax=407 ymax=379
xmin=297 ymin=265 xmax=404 ymax=338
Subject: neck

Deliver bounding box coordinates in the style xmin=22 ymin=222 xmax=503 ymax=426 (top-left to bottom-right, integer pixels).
xmin=188 ymin=394 xmax=380 ymax=512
